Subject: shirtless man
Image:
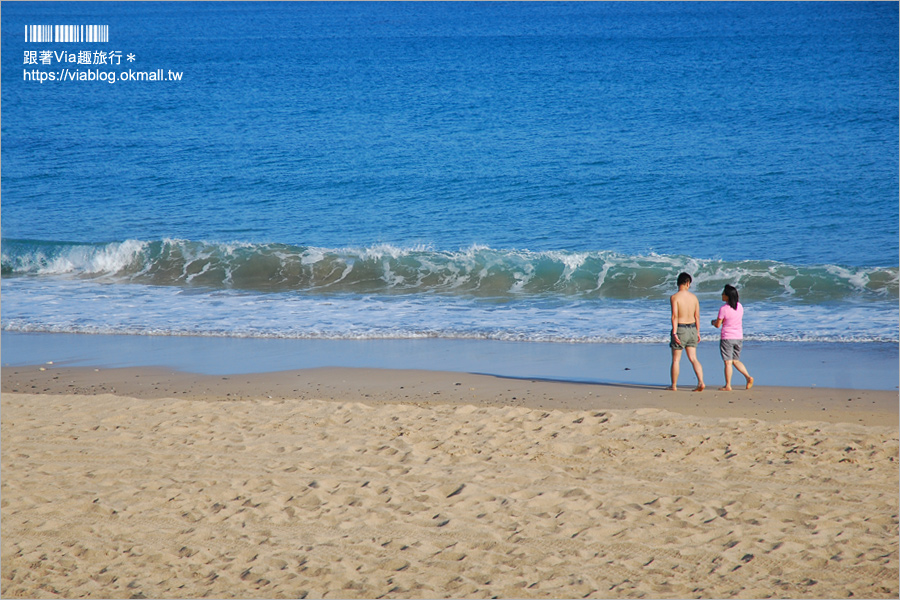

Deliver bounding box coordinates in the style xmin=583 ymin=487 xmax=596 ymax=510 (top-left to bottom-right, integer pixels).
xmin=668 ymin=272 xmax=705 ymax=391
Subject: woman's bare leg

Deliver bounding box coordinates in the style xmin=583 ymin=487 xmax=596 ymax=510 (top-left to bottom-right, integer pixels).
xmin=733 ymin=359 xmax=753 ymax=389
xmin=720 ymin=360 xmax=733 ymax=391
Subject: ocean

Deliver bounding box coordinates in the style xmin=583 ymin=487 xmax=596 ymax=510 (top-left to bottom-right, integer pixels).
xmin=2 ymin=3 xmax=898 ymax=380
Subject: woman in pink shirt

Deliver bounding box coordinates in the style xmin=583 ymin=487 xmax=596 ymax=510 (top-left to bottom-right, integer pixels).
xmin=711 ymin=285 xmax=754 ymax=391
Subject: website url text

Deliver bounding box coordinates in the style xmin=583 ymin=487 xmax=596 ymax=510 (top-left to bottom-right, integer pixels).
xmin=23 ymin=68 xmax=183 ymax=84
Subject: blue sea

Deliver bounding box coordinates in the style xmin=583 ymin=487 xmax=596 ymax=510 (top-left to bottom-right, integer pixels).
xmin=2 ymin=3 xmax=898 ymax=375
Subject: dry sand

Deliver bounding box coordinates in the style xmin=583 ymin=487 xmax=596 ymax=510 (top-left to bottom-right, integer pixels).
xmin=2 ymin=366 xmax=898 ymax=598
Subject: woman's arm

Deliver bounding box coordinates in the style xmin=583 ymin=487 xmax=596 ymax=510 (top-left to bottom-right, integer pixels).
xmin=712 ymin=305 xmax=724 ymax=328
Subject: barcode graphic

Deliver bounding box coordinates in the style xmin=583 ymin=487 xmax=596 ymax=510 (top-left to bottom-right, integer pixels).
xmin=25 ymin=25 xmax=108 ymax=43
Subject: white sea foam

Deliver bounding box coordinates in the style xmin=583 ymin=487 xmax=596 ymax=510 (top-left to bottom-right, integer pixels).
xmin=12 ymin=240 xmax=148 ymax=276
xmin=2 ymin=276 xmax=897 ymax=344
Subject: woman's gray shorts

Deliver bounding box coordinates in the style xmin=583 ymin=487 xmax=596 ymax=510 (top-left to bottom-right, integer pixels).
xmin=720 ymin=339 xmax=742 ymax=361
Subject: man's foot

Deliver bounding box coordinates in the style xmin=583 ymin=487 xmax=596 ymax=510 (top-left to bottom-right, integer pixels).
xmin=666 ymin=386 xmax=677 ymax=391
xmin=746 ymin=377 xmax=754 ymax=390
xmin=693 ymin=384 xmax=705 ymax=392
xmin=719 ymin=386 xmax=732 ymax=391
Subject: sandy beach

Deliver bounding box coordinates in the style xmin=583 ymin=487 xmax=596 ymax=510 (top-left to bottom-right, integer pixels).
xmin=2 ymin=366 xmax=898 ymax=599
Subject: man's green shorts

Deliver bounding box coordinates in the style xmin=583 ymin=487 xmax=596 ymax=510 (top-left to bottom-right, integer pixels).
xmin=670 ymin=323 xmax=698 ymax=349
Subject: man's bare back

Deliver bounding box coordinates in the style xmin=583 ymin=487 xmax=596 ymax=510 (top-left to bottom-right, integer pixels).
xmin=670 ymin=288 xmax=700 ymax=326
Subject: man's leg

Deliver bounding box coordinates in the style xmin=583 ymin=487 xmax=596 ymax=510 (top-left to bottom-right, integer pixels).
xmin=685 ymin=346 xmax=705 ymax=391
xmin=669 ymin=348 xmax=682 ymax=390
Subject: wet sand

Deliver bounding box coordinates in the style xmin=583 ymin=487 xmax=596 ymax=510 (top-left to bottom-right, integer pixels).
xmin=3 ymin=364 xmax=897 ymax=425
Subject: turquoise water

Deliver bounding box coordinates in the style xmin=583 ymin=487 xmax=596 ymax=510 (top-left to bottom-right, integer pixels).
xmin=2 ymin=2 xmax=898 ymax=348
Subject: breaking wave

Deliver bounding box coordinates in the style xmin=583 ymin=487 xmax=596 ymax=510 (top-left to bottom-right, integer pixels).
xmin=3 ymin=238 xmax=898 ymax=302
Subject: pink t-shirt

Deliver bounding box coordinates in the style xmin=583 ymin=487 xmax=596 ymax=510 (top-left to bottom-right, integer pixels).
xmin=717 ymin=303 xmax=743 ymax=339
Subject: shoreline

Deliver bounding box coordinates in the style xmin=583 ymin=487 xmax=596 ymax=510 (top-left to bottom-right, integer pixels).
xmin=3 ymin=332 xmax=898 ymax=391
xmin=3 ymin=364 xmax=897 ymax=426
xmin=3 ymin=336 xmax=898 ymax=598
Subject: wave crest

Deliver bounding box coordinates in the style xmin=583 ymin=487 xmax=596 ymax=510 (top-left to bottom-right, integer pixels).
xmin=3 ymin=238 xmax=897 ymax=302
